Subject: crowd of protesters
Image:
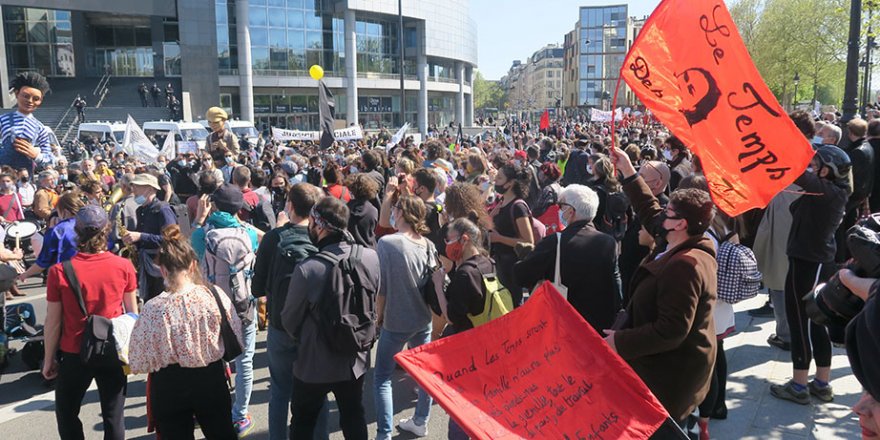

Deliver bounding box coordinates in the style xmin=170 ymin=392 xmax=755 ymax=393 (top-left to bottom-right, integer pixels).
xmin=4 ymin=70 xmax=880 ymax=440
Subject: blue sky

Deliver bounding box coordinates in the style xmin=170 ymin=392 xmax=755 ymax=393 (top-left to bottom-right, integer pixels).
xmin=473 ymin=0 xmax=662 ymax=80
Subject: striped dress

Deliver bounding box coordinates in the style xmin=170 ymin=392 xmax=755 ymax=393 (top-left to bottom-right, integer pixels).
xmin=0 ymin=111 xmax=56 ymax=172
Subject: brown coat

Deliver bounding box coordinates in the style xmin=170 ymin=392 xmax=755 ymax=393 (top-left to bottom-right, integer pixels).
xmin=614 ymin=176 xmax=717 ymax=422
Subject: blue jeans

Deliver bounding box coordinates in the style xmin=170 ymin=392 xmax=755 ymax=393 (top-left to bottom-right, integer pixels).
xmin=373 ymin=325 xmax=433 ymax=440
xmin=266 ymin=326 xmax=329 ymax=440
xmin=233 ymin=316 xmax=257 ymax=422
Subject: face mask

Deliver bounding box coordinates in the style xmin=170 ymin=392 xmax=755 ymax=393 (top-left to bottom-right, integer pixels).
xmin=558 ymin=207 xmax=570 ymax=228
xmin=134 ymin=195 xmax=147 ymax=205
xmin=479 ymin=181 xmax=491 ymax=192
xmin=514 ymin=159 xmax=522 ymax=167
xmin=445 ymin=239 xmax=464 ymax=261
xmin=656 ymin=212 xmax=679 ymax=240
xmin=389 ymin=211 xmax=398 ymax=229
xmin=59 ymin=174 xmax=67 ymax=181
xmin=178 ymin=160 xmax=187 ymax=167
xmin=494 ymin=183 xmax=508 ymax=195
xmin=225 ymin=156 xmax=234 ymax=164
xmin=350 ymin=166 xmax=359 ymax=174
xmin=0 ymin=183 xmax=10 ymax=191
xmin=812 ymin=135 xmax=824 ymax=145
xmin=662 ymin=149 xmax=674 ymax=161
xmin=586 ymin=164 xmax=593 ymax=175
xmin=20 ymin=177 xmax=28 ymax=183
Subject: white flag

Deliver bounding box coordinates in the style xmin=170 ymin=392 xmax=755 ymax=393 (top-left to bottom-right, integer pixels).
xmin=120 ymin=115 xmax=160 ymax=163
xmin=160 ymin=130 xmax=176 ymax=158
xmin=388 ymin=122 xmax=410 ymax=148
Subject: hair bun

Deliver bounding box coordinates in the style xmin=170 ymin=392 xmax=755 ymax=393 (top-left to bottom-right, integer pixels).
xmin=162 ymin=224 xmax=182 ymax=242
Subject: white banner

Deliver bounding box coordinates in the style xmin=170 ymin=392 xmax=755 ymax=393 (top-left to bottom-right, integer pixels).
xmin=590 ymin=108 xmax=624 ymax=122
xmin=271 ymin=126 xmax=364 ymax=142
xmin=120 ymin=115 xmax=161 ymax=164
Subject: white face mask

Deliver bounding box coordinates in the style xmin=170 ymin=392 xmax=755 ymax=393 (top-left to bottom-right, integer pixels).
xmin=586 ymin=164 xmax=593 ymax=175
xmin=662 ymin=149 xmax=674 ymax=161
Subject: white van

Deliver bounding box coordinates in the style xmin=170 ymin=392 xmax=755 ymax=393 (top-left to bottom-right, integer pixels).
xmin=77 ymin=121 xmax=127 ymax=149
xmin=143 ymin=120 xmax=209 ymax=152
xmin=198 ymin=119 xmax=258 ymax=148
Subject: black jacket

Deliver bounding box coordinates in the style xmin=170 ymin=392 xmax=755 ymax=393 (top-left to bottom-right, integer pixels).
xmin=252 ymin=224 xmax=317 ymax=331
xmin=347 ymin=198 xmax=378 ymax=248
xmin=869 ymin=138 xmax=880 ymax=211
xmin=562 ymin=149 xmax=590 ymax=186
xmin=847 ymin=138 xmax=875 ymax=209
xmin=514 ymin=220 xmax=622 ymax=333
xmin=787 ymin=171 xmax=850 ymax=263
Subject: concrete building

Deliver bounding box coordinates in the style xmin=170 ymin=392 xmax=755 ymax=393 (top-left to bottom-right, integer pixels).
xmin=501 ymin=44 xmax=563 ymax=116
xmin=561 ymin=4 xmax=644 ymax=109
xmin=0 ymin=0 xmax=478 ymax=135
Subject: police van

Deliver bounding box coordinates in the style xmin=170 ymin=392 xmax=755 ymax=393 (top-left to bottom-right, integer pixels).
xmin=142 ymin=120 xmax=209 ymax=153
xmin=77 ymin=121 xmax=127 ymax=150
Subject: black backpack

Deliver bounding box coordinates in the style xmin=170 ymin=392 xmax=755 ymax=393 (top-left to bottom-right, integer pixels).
xmin=269 ymin=226 xmax=315 ymax=298
xmin=310 ymin=245 xmax=378 ymax=354
xmin=600 ymin=190 xmax=631 ymax=242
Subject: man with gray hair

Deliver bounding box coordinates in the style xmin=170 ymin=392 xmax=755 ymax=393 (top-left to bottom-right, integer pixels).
xmin=515 ymin=184 xmax=622 ymax=333
xmin=815 ymin=122 xmax=842 ymax=146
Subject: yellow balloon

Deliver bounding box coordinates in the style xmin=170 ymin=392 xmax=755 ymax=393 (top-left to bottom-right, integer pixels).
xmin=309 ymin=65 xmax=324 ymax=80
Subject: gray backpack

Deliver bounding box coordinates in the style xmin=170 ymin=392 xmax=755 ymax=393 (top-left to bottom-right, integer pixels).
xmin=202 ymin=226 xmax=256 ymax=325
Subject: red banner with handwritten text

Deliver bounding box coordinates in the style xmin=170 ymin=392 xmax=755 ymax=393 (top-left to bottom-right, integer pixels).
xmin=619 ymin=0 xmax=814 ymax=216
xmin=394 ymin=283 xmax=668 ymax=440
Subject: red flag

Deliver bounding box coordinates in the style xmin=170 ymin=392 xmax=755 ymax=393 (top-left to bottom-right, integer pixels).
xmin=395 ymin=283 xmax=669 ymax=440
xmin=620 ymin=0 xmax=813 ymax=216
xmin=539 ymin=110 xmax=550 ymax=131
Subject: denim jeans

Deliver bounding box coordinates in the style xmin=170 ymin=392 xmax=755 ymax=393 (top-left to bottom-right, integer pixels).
xmin=373 ymin=325 xmax=433 ymax=440
xmin=769 ymin=289 xmax=791 ymax=343
xmin=232 ymin=315 xmax=257 ymax=422
xmin=266 ymin=326 xmax=329 ymax=440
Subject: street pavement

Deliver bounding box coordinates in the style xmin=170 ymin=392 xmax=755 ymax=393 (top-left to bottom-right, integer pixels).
xmin=0 ymin=280 xmax=866 ymax=439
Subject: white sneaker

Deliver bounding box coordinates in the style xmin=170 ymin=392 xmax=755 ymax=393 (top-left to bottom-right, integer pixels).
xmin=397 ymin=418 xmax=428 ymax=437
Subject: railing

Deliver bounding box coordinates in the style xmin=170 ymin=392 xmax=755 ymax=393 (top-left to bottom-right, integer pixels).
xmin=92 ymin=73 xmax=110 ymax=97
xmin=95 ymin=77 xmax=111 ymax=109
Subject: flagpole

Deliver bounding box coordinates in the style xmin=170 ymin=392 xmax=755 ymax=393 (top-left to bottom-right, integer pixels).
xmin=398 ymin=0 xmax=406 ymax=128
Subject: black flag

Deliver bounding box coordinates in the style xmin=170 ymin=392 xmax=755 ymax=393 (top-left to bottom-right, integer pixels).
xmin=318 ymin=80 xmax=335 ymax=149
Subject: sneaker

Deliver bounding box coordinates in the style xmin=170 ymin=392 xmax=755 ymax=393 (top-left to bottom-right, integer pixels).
xmin=398 ymin=418 xmax=428 ymax=437
xmin=233 ymin=415 xmax=255 ymax=437
xmin=748 ymin=301 xmax=774 ymax=317
xmin=767 ymin=334 xmax=791 ymax=351
xmin=809 ymin=380 xmax=834 ymax=402
xmin=770 ymin=380 xmax=810 ymax=405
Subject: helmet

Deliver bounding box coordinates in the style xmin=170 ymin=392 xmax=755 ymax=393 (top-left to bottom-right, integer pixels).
xmin=206 ymin=106 xmax=228 ymax=123
xmin=815 ymin=145 xmax=851 ymax=179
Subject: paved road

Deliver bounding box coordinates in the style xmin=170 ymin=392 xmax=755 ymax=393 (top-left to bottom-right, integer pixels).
xmin=0 ymin=282 xmax=866 ymax=439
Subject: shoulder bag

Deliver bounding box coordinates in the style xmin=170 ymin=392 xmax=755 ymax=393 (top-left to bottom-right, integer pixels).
xmin=209 ymin=285 xmax=243 ymax=362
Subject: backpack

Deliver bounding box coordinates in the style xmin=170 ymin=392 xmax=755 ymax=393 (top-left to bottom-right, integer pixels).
xmin=170 ymin=203 xmax=192 ymax=238
xmin=711 ymin=231 xmax=763 ymax=304
xmin=599 ymin=190 xmax=630 ymax=242
xmin=310 ymin=245 xmax=379 ymax=354
xmin=468 ymin=273 xmax=514 ymax=328
xmin=509 ymin=199 xmax=546 ymax=241
xmin=270 ymin=226 xmax=314 ymax=298
xmin=241 ymin=198 xmax=274 ymax=232
xmin=203 ymin=226 xmax=257 ymax=326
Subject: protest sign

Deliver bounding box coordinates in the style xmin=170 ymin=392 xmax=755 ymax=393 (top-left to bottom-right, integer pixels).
xmin=395 ymin=282 xmax=669 ymax=440
xmin=619 ymin=0 xmax=813 ymax=216
xmin=271 ymin=126 xmax=363 ymax=142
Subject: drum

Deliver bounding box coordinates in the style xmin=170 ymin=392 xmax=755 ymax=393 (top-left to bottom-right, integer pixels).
xmin=5 ymin=221 xmax=39 ymax=240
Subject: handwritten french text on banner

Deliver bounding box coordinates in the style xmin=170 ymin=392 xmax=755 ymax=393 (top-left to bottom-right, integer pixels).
xmin=619 ymin=0 xmax=814 ymax=216
xmin=271 ymin=126 xmax=363 ymax=142
xmin=394 ymin=283 xmax=668 ymax=440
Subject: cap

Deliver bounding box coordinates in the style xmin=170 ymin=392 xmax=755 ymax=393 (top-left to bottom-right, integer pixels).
xmin=280 ymin=161 xmax=298 ymax=176
xmin=130 ymin=173 xmax=160 ymax=190
xmin=206 ymin=107 xmax=229 ymax=123
xmin=211 ymin=183 xmax=244 ymax=214
xmin=75 ymin=204 xmax=109 ymax=232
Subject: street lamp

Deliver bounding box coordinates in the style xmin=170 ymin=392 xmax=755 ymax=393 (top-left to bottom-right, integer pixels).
xmin=793 ymin=72 xmax=800 ymax=110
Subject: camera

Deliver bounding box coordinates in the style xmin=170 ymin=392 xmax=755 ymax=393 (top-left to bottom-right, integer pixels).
xmin=805 ymin=215 xmax=880 ymax=343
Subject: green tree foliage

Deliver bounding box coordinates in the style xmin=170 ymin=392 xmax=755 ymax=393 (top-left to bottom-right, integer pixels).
xmin=473 ymin=71 xmax=505 ymax=110
xmin=730 ymin=0 xmax=848 ymax=107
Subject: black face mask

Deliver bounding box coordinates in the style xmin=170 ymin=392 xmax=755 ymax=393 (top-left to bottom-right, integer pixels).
xmin=494 ymin=183 xmax=509 ymax=194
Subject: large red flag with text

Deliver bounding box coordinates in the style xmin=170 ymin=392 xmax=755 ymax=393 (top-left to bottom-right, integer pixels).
xmin=395 ymin=283 xmax=669 ymax=440
xmin=620 ymin=0 xmax=814 ymax=216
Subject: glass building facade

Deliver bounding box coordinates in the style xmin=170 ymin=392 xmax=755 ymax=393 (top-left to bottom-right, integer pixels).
xmin=578 ymin=5 xmax=627 ymax=107
xmin=4 ymin=7 xmax=74 ymax=77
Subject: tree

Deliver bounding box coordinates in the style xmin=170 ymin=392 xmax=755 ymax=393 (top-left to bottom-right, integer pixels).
xmin=473 ymin=71 xmax=505 ymax=110
xmin=730 ymin=0 xmax=848 ymax=107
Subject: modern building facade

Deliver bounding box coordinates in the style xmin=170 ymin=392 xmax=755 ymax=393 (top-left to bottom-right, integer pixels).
xmin=560 ymin=5 xmax=645 ymax=109
xmin=501 ymin=44 xmax=563 ymax=116
xmin=0 ymin=0 xmax=477 ymax=134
